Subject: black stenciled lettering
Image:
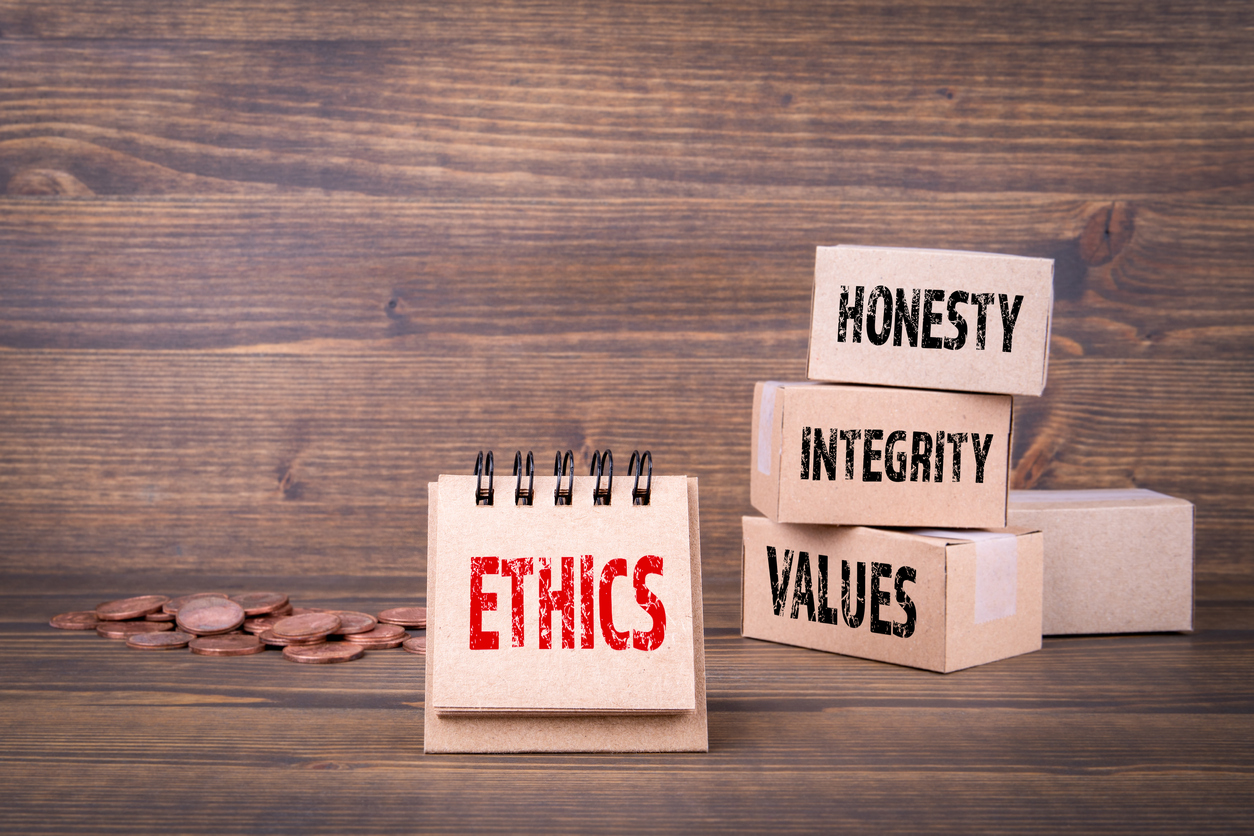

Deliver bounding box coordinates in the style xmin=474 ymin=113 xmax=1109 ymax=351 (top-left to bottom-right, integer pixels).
xmin=870 ymin=562 xmax=893 ymax=635
xmin=862 ymin=429 xmax=884 ymax=482
xmin=972 ymin=293 xmax=994 ymax=350
xmin=767 ymin=546 xmax=794 ymax=617
xmin=884 ymin=430 xmax=908 ymax=482
xmin=910 ymin=431 xmax=932 ymax=482
xmin=812 ymin=427 xmax=839 ymax=481
xmin=790 ymin=551 xmax=816 ymax=622
xmin=893 ymin=566 xmax=917 ymax=639
xmin=838 ymin=285 xmax=865 ymax=344
xmin=800 ymin=427 xmax=811 ymax=480
xmin=947 ymin=432 xmax=968 ymax=482
xmin=816 ymin=554 xmax=839 ymax=625
xmin=920 ymin=289 xmax=945 ymax=349
xmin=893 ymin=288 xmax=921 ymax=347
xmin=840 ymin=429 xmax=861 ymax=480
xmin=865 ymin=285 xmax=893 ymax=346
xmin=971 ymin=432 xmax=994 ymax=484
xmin=944 ymin=290 xmax=970 ymax=351
xmin=934 ymin=430 xmax=945 ymax=483
xmin=842 ymin=560 xmax=866 ymax=629
xmin=999 ymin=293 xmax=1024 ymax=352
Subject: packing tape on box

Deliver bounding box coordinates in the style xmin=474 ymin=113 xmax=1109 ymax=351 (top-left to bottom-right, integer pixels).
xmin=756 ymin=381 xmax=816 ymax=476
xmin=909 ymin=529 xmax=1019 ymax=624
xmin=1008 ymin=488 xmax=1169 ymax=503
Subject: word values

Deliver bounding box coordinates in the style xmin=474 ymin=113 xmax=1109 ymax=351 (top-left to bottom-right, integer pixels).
xmin=469 ymin=555 xmax=666 ymax=652
xmin=767 ymin=546 xmax=916 ymax=638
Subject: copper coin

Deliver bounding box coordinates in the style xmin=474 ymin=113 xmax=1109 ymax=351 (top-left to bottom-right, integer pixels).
xmin=50 ymin=611 xmax=101 ymax=630
xmin=288 ymin=607 xmax=330 ymax=615
xmin=258 ymin=629 xmax=326 ymax=647
xmin=272 ymin=612 xmax=341 ymax=640
xmin=243 ymin=614 xmax=288 ymax=634
xmin=348 ymin=636 xmax=407 ymax=649
xmin=189 ymin=634 xmax=265 ymax=656
xmin=145 ymin=611 xmax=176 ymax=622
xmin=97 ymin=621 xmax=174 ymax=639
xmin=344 ymin=623 xmax=406 ymax=643
xmin=282 ymin=643 xmax=364 ymax=664
xmin=402 ymin=636 xmax=426 ymax=655
xmin=176 ymin=596 xmax=246 ymax=635
xmin=162 ymin=592 xmax=228 ymax=615
xmin=377 ymin=607 xmax=426 ymax=627
xmin=96 ymin=595 xmax=170 ymax=621
xmin=127 ymin=630 xmax=193 ymax=650
xmin=331 ymin=611 xmax=378 ymax=636
xmin=229 ymin=591 xmax=290 ymax=616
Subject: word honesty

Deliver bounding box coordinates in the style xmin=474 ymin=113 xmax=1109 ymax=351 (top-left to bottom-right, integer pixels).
xmin=767 ymin=546 xmax=916 ymax=638
xmin=801 ymin=428 xmax=996 ymax=484
xmin=836 ymin=285 xmax=1025 ymax=352
xmin=470 ymin=555 xmax=666 ymax=652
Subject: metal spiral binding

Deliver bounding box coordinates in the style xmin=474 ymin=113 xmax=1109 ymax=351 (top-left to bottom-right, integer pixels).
xmin=553 ymin=450 xmax=574 ymax=506
xmin=474 ymin=450 xmax=494 ymax=506
xmin=629 ymin=450 xmax=652 ymax=505
xmin=590 ymin=449 xmax=613 ymax=505
xmin=513 ymin=450 xmax=534 ymax=506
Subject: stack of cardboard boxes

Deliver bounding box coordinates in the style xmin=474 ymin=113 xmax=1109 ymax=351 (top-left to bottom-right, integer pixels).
xmin=741 ymin=246 xmax=1193 ymax=672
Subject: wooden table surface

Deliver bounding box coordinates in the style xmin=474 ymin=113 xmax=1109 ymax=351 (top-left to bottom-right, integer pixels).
xmin=2 ymin=1 xmax=1252 ymax=832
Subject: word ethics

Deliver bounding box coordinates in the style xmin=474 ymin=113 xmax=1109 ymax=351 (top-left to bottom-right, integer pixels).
xmin=767 ymin=546 xmax=916 ymax=638
xmin=800 ymin=428 xmax=996 ymax=484
xmin=469 ymin=555 xmax=666 ymax=652
xmin=836 ymin=285 xmax=1025 ymax=352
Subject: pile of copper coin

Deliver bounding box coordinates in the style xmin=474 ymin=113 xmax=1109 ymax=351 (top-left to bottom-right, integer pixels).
xmin=50 ymin=593 xmax=427 ymax=663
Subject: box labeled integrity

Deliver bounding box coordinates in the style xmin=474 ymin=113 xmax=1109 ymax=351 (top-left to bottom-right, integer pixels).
xmin=808 ymin=246 xmax=1054 ymax=396
xmin=751 ymin=381 xmax=1012 ymax=528
xmin=742 ymin=516 xmax=1042 ymax=673
xmin=1007 ymin=489 xmax=1194 ymax=635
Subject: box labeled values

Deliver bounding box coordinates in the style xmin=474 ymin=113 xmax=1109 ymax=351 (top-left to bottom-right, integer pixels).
xmin=425 ymin=464 xmax=708 ymax=753
xmin=751 ymin=381 xmax=1012 ymax=528
xmin=741 ymin=516 xmax=1043 ymax=673
xmin=1007 ymin=489 xmax=1194 ymax=635
xmin=808 ymin=245 xmax=1054 ymax=396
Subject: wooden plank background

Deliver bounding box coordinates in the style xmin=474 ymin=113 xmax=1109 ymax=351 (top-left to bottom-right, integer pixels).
xmin=1 ymin=1 xmax=1252 ymax=832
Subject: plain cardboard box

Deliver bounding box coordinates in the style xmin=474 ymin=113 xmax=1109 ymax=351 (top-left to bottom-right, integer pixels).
xmin=1007 ymin=489 xmax=1194 ymax=634
xmin=741 ymin=516 xmax=1043 ymax=673
xmin=751 ymin=381 xmax=1012 ymax=528
xmin=808 ymin=245 xmax=1054 ymax=396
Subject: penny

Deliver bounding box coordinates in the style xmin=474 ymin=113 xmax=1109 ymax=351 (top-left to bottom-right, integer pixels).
xmin=348 ymin=635 xmax=407 ymax=649
xmin=331 ymin=611 xmax=378 ymax=636
xmin=127 ymin=630 xmax=193 ymax=650
xmin=145 ymin=611 xmax=176 ymax=622
xmin=289 ymin=607 xmax=330 ymax=615
xmin=258 ymin=629 xmax=326 ymax=647
xmin=97 ymin=621 xmax=175 ymax=639
xmin=282 ymin=643 xmax=364 ymax=664
xmin=377 ymin=607 xmax=426 ymax=627
xmin=343 ymin=623 xmax=406 ymax=643
xmin=176 ymin=596 xmax=246 ymax=636
xmin=163 ymin=592 xmax=228 ymax=615
xmin=243 ymin=614 xmax=288 ymax=634
xmin=229 ymin=592 xmax=290 ymax=616
xmin=272 ymin=612 xmax=341 ymax=640
xmin=189 ymin=634 xmax=266 ymax=657
xmin=402 ymin=636 xmax=426 ymax=655
xmin=96 ymin=595 xmax=170 ymax=621
xmin=50 ymin=611 xmax=101 ymax=630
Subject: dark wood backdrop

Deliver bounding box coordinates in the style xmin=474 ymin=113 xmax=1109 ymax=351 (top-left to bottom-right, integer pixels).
xmin=2 ymin=2 xmax=1252 ymax=833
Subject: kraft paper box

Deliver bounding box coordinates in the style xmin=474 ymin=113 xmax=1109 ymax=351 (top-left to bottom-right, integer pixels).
xmin=741 ymin=516 xmax=1043 ymax=673
xmin=424 ymin=474 xmax=708 ymax=753
xmin=751 ymin=381 xmax=1012 ymax=528
xmin=1007 ymin=489 xmax=1194 ymax=635
xmin=808 ymin=245 xmax=1054 ymax=396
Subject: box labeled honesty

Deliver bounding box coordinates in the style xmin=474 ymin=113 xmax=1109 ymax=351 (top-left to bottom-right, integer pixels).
xmin=751 ymin=381 xmax=1012 ymax=528
xmin=741 ymin=516 xmax=1043 ymax=673
xmin=1007 ymin=489 xmax=1194 ymax=635
xmin=808 ymin=245 xmax=1054 ymax=396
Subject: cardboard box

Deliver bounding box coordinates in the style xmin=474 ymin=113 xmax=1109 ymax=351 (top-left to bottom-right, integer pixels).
xmin=741 ymin=516 xmax=1043 ymax=673
xmin=1007 ymin=489 xmax=1194 ymax=634
xmin=807 ymin=245 xmax=1054 ymax=396
xmin=751 ymin=381 xmax=1012 ymax=528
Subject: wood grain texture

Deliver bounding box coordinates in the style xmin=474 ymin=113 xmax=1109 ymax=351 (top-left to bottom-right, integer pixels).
xmin=1 ymin=0 xmax=1251 ymax=831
